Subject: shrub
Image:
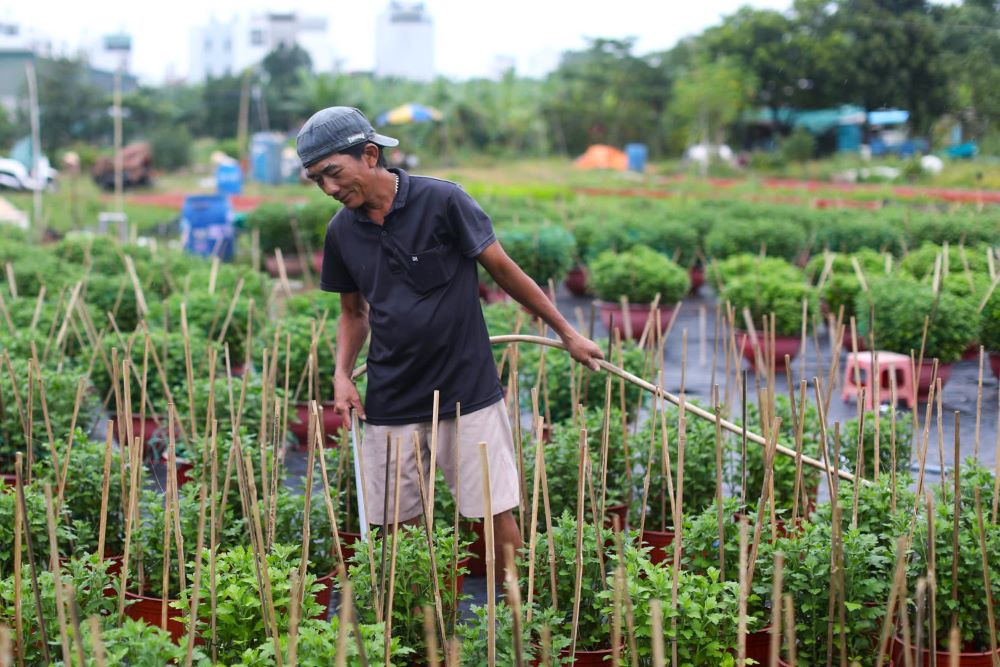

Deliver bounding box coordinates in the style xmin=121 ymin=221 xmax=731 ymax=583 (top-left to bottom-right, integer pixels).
xmin=497 ymin=224 xmax=576 ymax=286
xmin=709 ymin=254 xmax=802 ymax=290
xmin=296 ymin=198 xmax=341 ymax=250
xmin=980 ymin=283 xmax=1000 ymax=352
xmin=260 ymin=313 xmax=338 ymax=403
xmin=899 ymin=242 xmax=992 ymax=279
xmin=149 ymin=125 xmax=193 ymax=171
xmin=589 ymin=245 xmax=690 ymax=304
xmin=856 ymin=277 xmax=978 ymax=363
xmin=721 ymin=273 xmax=817 ymax=337
xmin=247 ymin=202 xmax=296 ymax=255
xmin=164 ymin=287 xmax=255 ymax=363
xmin=704 ymin=218 xmax=807 ymax=262
xmin=781 ymin=127 xmax=815 ymax=163
xmin=812 ymin=215 xmax=903 ymax=255
xmin=239 ymin=617 xmax=411 ymax=666
xmin=631 ymin=218 xmax=701 ymax=267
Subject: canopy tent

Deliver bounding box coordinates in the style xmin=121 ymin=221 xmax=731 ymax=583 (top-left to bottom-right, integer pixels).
xmin=574 ymin=144 xmax=628 ymax=171
xmin=376 ymin=103 xmax=443 ymax=126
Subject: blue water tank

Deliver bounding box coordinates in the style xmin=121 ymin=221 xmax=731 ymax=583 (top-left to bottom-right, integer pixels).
xmin=181 ymin=194 xmax=235 ymax=261
xmin=216 ymin=162 xmax=243 ymax=195
xmin=625 ymin=143 xmax=648 ymax=173
xmin=250 ymin=133 xmax=282 ymax=185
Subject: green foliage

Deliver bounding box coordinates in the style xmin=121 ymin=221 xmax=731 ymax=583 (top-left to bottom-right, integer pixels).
xmin=149 ymin=124 xmax=193 ymax=171
xmin=708 ymin=254 xmax=802 ymax=290
xmin=589 ymin=245 xmax=690 ymax=304
xmin=899 ymin=242 xmax=992 ymax=279
xmin=497 ymin=224 xmax=576 ymax=285
xmin=603 ymin=561 xmax=743 ymax=665
xmin=704 ymin=218 xmax=806 ymax=262
xmin=0 ymin=358 xmax=90 ymax=471
xmin=518 ymin=338 xmax=645 ymax=424
xmin=757 ymin=521 xmax=894 ymax=666
xmin=33 ymin=431 xmax=126 ymax=556
xmin=0 ymin=555 xmax=119 ymax=665
xmin=283 ymin=291 xmax=342 ymax=321
xmin=721 ymin=272 xmax=817 ymax=337
xmin=633 ymin=402 xmax=730 ymax=525
xmin=812 ymin=216 xmax=903 ymax=255
xmin=460 ymin=603 xmax=572 ymax=666
xmin=907 ymin=460 xmax=1000 ymax=652
xmin=0 ymin=480 xmax=75 ymax=576
xmin=260 ymin=313 xmax=338 ymax=403
xmin=296 ymin=198 xmax=341 ymax=250
xmin=981 ymin=281 xmax=1000 ymax=351
xmin=838 ymin=407 xmax=914 ymax=478
xmin=518 ymin=512 xmax=644 ymax=651
xmin=163 ymin=286 xmax=255 ymax=362
xmin=236 ymin=617 xmax=412 ymax=666
xmin=133 ymin=486 xmax=246 ymax=598
xmin=174 ymin=543 xmax=323 ymax=665
xmin=781 ymin=127 xmax=815 ymax=163
xmin=59 ymin=617 xmax=211 ymax=666
xmin=349 ymin=524 xmax=471 ymax=660
xmin=84 ymin=273 xmax=141 ymax=332
xmin=523 ymin=407 xmax=632 ymax=523
xmin=272 ymin=485 xmax=342 ymax=577
xmin=247 ymin=203 xmax=297 ymax=255
xmin=857 ymin=277 xmax=979 ymax=362
xmin=740 ymin=395 xmax=823 ymax=514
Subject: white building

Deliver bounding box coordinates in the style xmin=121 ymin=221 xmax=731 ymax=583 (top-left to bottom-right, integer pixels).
xmin=188 ymin=13 xmax=336 ymax=83
xmin=375 ymin=2 xmax=434 ymax=82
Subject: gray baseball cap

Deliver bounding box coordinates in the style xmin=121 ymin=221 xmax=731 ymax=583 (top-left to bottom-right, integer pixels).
xmin=296 ymin=106 xmax=399 ymax=168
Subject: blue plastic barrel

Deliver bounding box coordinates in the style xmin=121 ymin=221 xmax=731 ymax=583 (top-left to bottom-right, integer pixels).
xmin=625 ymin=143 xmax=648 ymax=173
xmin=181 ymin=194 xmax=235 ymax=261
xmin=216 ymin=162 xmax=243 ymax=195
xmin=250 ymin=133 xmax=282 ymax=185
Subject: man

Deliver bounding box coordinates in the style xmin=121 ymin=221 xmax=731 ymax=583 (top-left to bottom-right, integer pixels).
xmin=296 ymin=106 xmax=603 ymax=576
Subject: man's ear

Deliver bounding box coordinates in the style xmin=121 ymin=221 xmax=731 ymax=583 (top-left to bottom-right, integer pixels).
xmin=363 ymin=143 xmax=380 ymax=168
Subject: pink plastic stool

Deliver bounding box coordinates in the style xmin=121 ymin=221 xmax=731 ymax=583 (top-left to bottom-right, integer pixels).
xmin=842 ymin=351 xmax=916 ymax=410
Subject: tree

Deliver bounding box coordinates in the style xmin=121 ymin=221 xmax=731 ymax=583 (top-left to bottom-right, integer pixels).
xmin=23 ymin=57 xmax=108 ymax=153
xmin=669 ymin=58 xmax=757 ymax=148
xmin=542 ymin=38 xmax=674 ymax=156
xmin=262 ymin=43 xmax=313 ymax=131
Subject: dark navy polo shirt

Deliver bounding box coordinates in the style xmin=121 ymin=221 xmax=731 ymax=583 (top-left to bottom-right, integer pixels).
xmin=320 ymin=168 xmax=503 ymax=425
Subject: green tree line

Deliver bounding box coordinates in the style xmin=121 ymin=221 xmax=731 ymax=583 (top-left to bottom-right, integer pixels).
xmin=2 ymin=0 xmax=997 ymax=163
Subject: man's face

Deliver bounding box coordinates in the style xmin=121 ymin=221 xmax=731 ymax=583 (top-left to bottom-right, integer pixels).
xmin=305 ymin=145 xmax=376 ymax=209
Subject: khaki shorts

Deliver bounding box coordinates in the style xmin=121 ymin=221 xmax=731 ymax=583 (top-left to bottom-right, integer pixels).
xmin=359 ymin=398 xmax=521 ymax=525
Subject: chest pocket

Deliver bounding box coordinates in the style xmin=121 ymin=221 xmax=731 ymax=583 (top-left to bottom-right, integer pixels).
xmin=405 ymin=243 xmax=457 ymax=294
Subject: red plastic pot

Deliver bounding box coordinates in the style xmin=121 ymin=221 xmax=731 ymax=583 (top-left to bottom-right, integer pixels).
xmin=337 ymin=530 xmax=362 ymax=564
xmin=640 ymin=527 xmax=676 ymax=565
xmin=463 ymin=520 xmax=487 ymax=577
xmin=264 ymin=252 xmax=305 ymax=278
xmin=314 ymin=570 xmax=335 ymax=619
xmin=123 ymin=591 xmax=186 ymax=643
xmin=175 ymin=459 xmax=194 ymax=488
xmin=734 ymin=331 xmax=801 ymax=372
xmin=991 ymin=352 xmax=1000 ymax=379
xmin=598 ymin=301 xmax=674 ymax=342
xmin=564 ymin=266 xmax=589 ymax=297
xmin=916 ymin=360 xmax=953 ymax=402
xmin=962 ymin=342 xmax=981 ymax=361
xmin=0 ymin=472 xmax=16 ymax=491
xmin=744 ymin=626 xmax=773 ymax=665
xmin=688 ymin=266 xmax=705 ymax=294
xmin=892 ymin=634 xmax=997 ymax=666
xmin=111 ymin=414 xmax=167 ymax=461
xmin=603 ymin=504 xmax=629 ymax=531
xmin=312 ymin=250 xmax=324 ymax=275
xmin=564 ymin=645 xmax=617 ymax=666
xmin=289 ymin=401 xmax=344 ymax=448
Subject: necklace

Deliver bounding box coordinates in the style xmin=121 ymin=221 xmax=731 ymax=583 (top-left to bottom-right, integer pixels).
xmin=393 ymin=173 xmax=399 ymax=196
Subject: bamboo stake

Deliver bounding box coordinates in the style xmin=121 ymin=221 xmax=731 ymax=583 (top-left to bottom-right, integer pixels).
xmin=525 ymin=417 xmax=544 ymax=625
xmin=117 ymin=437 xmax=142 ymax=620
xmin=12 ymin=460 xmax=22 ymax=667
xmin=737 ymin=516 xmax=749 ymax=667
xmin=769 ymin=552 xmax=784 ymax=667
xmin=503 ymin=543 xmax=526 ymax=667
xmin=950 ymin=413 xmax=961 ymax=631
xmin=778 ymin=593 xmax=796 ymax=667
xmin=479 ymin=441 xmax=496 ymax=667
xmin=451 ymin=403 xmax=461 ymax=638
xmin=670 ymin=386 xmax=687 ymax=667
xmin=428 ymin=390 xmax=441 ymax=519
xmin=183 ymin=482 xmax=209 ymax=667
xmin=412 ymin=434 xmax=447 ymax=654
xmin=384 ymin=438 xmax=404 ymax=666
xmin=569 ymin=426 xmax=588 ymax=657
xmin=87 ymin=616 xmax=107 ymax=667
xmin=651 ymin=599 xmax=666 ymax=667
xmin=96 ymin=425 xmax=113 ymax=559
xmin=876 ymin=536 xmax=912 ymax=667
xmin=927 ymin=492 xmax=938 ymax=661
xmin=973 ymin=488 xmax=1000 ymax=666
xmin=14 ymin=455 xmax=48 ymax=664
xmin=714 ymin=387 xmax=727 ymax=580
xmin=976 ymin=346 xmax=985 ymax=459
xmin=42 ymin=484 xmax=71 ymax=666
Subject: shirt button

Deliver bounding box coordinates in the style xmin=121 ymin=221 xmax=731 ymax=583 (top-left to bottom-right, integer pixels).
xmin=380 ymin=231 xmax=387 ymax=237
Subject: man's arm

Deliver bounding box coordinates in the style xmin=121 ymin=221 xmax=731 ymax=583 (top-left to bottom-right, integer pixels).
xmin=477 ymin=240 xmax=604 ymax=370
xmin=334 ymin=291 xmax=370 ymax=426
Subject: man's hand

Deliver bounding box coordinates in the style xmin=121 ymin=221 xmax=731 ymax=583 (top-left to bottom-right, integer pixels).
xmin=563 ymin=331 xmax=604 ymax=372
xmin=334 ymin=374 xmax=366 ymax=428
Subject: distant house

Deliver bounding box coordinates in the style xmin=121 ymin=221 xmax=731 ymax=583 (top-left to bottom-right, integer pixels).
xmin=740 ymin=105 xmax=923 ymax=155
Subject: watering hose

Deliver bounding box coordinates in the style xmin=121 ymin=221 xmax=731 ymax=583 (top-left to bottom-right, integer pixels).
xmin=350 ymin=333 xmax=865 ymax=487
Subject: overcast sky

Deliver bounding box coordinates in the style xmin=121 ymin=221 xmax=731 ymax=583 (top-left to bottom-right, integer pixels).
xmin=9 ymin=0 xmax=801 ymax=83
